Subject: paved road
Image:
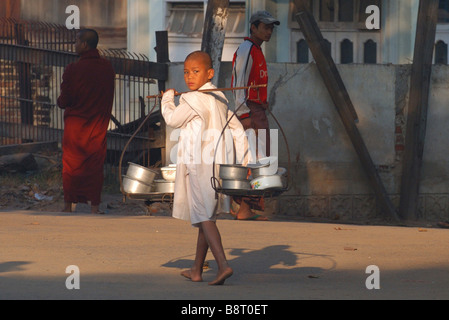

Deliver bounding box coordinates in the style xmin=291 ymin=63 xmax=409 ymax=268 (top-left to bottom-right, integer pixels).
xmin=1 ymin=210 xmax=448 ymax=301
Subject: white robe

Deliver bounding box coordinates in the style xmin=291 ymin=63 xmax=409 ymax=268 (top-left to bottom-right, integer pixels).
xmin=161 ymin=82 xmax=249 ymax=225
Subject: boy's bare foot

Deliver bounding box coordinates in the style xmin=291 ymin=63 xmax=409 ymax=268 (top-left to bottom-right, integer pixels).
xmin=180 ymin=269 xmax=203 ymax=282
xmin=208 ymin=267 xmax=233 ymax=285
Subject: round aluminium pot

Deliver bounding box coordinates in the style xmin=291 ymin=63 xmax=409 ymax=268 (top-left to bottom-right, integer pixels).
xmin=219 ymin=164 xmax=248 ymax=180
xmin=251 ymin=164 xmax=278 ymax=179
xmin=248 ymin=156 xmax=279 ymax=178
xmin=154 ymin=179 xmax=175 ymax=193
xmin=250 ymin=175 xmax=283 ymax=190
xmin=126 ymin=162 xmax=158 ymax=185
xmin=122 ymin=175 xmax=152 ymax=194
xmin=252 ymin=166 xmax=287 ymax=179
xmin=220 ymin=179 xmax=251 ymax=190
xmin=161 ymin=166 xmax=176 ymax=182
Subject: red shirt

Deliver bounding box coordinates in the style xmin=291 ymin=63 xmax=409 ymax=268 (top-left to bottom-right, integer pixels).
xmin=231 ymin=37 xmax=268 ymax=117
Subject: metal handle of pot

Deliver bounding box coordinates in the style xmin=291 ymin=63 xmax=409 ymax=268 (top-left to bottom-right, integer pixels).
xmin=210 ymin=176 xmax=222 ymax=191
xmin=118 ymin=98 xmax=159 ymax=196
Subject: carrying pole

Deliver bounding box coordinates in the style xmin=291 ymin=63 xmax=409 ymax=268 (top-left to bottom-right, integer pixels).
xmin=146 ymin=84 xmax=267 ymax=99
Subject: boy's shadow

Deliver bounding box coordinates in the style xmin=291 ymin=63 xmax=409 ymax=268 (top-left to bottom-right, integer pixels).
xmin=163 ymin=245 xmax=335 ymax=278
xmin=0 ymin=261 xmax=32 ymax=273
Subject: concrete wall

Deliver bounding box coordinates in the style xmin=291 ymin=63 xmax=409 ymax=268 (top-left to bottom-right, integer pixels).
xmin=163 ymin=62 xmax=449 ymax=223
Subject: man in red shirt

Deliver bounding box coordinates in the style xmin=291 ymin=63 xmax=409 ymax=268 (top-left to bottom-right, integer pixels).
xmin=231 ymin=11 xmax=279 ymax=220
xmin=57 ymin=29 xmax=115 ymax=214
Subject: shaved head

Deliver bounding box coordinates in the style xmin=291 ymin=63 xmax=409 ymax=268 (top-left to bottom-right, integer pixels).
xmin=185 ymin=51 xmax=213 ymax=70
xmin=78 ymin=29 xmax=99 ymax=49
xmin=183 ymin=50 xmax=214 ymax=90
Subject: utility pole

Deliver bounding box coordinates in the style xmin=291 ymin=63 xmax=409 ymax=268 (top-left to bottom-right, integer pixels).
xmin=399 ymin=0 xmax=439 ymax=220
xmin=201 ymin=0 xmax=230 ymax=85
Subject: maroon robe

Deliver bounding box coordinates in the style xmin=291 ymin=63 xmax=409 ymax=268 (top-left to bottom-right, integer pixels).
xmin=57 ymin=49 xmax=115 ymax=206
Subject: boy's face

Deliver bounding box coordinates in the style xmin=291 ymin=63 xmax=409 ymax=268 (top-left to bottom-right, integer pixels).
xmin=184 ymin=58 xmax=214 ymax=91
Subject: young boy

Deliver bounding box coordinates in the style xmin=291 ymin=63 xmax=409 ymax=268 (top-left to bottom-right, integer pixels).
xmin=161 ymin=51 xmax=248 ymax=285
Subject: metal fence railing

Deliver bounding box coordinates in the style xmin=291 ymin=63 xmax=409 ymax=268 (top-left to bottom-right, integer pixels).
xmin=0 ymin=19 xmax=168 ymax=177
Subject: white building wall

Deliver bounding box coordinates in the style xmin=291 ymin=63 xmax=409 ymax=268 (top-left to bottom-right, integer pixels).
xmin=127 ymin=0 xmax=166 ymax=62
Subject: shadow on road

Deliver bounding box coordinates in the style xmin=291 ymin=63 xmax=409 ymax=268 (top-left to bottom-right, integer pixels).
xmin=163 ymin=245 xmax=336 ymax=278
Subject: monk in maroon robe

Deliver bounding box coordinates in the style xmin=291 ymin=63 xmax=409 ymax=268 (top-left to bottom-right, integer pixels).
xmin=57 ymin=29 xmax=115 ymax=214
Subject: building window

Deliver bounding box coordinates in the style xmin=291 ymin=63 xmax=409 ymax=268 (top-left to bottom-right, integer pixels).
xmin=435 ymin=40 xmax=448 ymax=64
xmin=439 ymin=0 xmax=449 ymax=23
xmin=364 ymin=39 xmax=377 ymax=64
xmin=297 ymin=39 xmax=309 ymax=63
xmin=290 ymin=0 xmax=381 ymax=28
xmin=290 ymin=1 xmax=381 ymax=64
xmin=341 ymin=39 xmax=353 ymax=63
xmin=226 ymin=4 xmax=246 ymax=34
xmin=320 ymin=0 xmax=335 ymax=22
xmin=364 ymin=39 xmax=377 ymax=63
xmin=166 ymin=1 xmax=246 ymax=37
xmin=166 ymin=2 xmax=203 ymax=35
xmin=339 ymin=0 xmax=354 ymax=22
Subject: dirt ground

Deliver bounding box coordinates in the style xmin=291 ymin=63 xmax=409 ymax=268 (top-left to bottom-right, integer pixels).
xmin=2 ymin=206 xmax=449 ymax=301
xmin=0 ymin=176 xmax=171 ymax=217
xmin=0 ymin=152 xmax=173 ymax=217
xmin=2 ymin=155 xmax=449 ymax=302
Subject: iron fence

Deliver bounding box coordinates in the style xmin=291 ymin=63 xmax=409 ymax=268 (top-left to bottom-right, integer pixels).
xmin=0 ymin=19 xmax=168 ymax=177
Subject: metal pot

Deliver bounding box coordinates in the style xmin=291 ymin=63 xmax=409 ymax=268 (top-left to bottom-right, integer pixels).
xmin=219 ymin=164 xmax=248 ymax=180
xmin=154 ymin=179 xmax=175 ymax=193
xmin=252 ymin=166 xmax=286 ymax=179
xmin=248 ymin=156 xmax=279 ymax=178
xmin=220 ymin=179 xmax=251 ymax=190
xmin=126 ymin=162 xmax=158 ymax=185
xmin=122 ymin=175 xmax=152 ymax=194
xmin=161 ymin=166 xmax=176 ymax=182
xmin=251 ymin=165 xmax=277 ymax=179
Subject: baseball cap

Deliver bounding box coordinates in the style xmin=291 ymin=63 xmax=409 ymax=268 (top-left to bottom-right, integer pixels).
xmin=250 ymin=11 xmax=280 ymax=26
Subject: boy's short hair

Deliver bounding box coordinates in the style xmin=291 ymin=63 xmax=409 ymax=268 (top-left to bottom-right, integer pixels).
xmin=185 ymin=51 xmax=213 ymax=69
